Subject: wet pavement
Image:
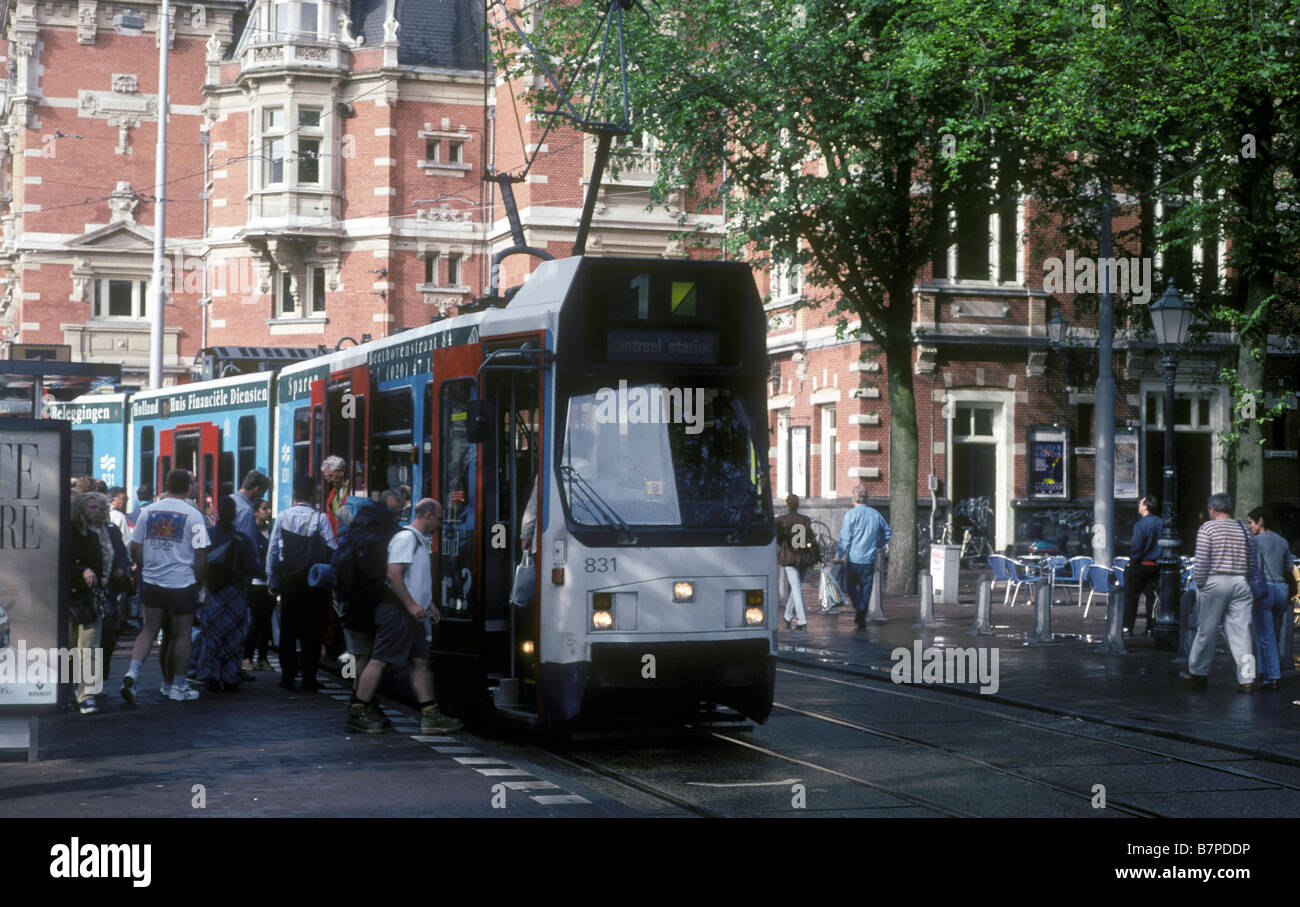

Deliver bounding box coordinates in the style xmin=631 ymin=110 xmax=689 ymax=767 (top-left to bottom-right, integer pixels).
xmin=777 ymin=568 xmax=1300 ymax=763
xmin=4 ymin=570 xmax=1297 ymax=818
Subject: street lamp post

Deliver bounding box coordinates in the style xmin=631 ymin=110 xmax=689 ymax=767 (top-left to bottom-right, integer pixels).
xmin=149 ymin=3 xmax=170 ymax=389
xmin=1149 ymin=280 xmax=1193 ymax=651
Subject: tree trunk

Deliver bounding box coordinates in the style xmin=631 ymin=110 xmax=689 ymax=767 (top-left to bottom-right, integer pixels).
xmin=884 ymin=323 xmax=918 ymax=596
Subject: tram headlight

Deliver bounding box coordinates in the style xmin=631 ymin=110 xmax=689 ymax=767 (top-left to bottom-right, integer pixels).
xmin=672 ymin=581 xmax=695 ymax=602
xmin=745 ymin=590 xmax=765 ymax=626
xmin=592 ymin=592 xmax=614 ymax=630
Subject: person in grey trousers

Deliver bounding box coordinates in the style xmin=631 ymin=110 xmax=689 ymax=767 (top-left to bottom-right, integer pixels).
xmin=1247 ymin=507 xmax=1295 ymax=690
xmin=1181 ymin=493 xmax=1257 ymax=693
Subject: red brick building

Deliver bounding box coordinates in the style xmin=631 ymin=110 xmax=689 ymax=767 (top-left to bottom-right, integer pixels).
xmin=1 ymin=0 xmax=1295 ymax=547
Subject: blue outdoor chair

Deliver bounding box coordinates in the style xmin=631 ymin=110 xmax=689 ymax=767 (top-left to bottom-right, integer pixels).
xmin=987 ymin=555 xmax=1013 ymax=605
xmin=1053 ymin=556 xmax=1092 ymax=605
xmin=1084 ymin=564 xmax=1121 ymax=618
xmin=1004 ymin=558 xmax=1039 ymax=607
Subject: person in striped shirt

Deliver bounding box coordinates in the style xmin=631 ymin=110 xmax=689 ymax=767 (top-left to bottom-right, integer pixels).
xmin=1181 ymin=493 xmax=1257 ymax=692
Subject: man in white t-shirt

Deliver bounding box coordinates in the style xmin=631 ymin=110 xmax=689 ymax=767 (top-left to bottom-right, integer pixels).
xmin=347 ymin=498 xmax=462 ymax=735
xmin=122 ymin=468 xmax=210 ymax=704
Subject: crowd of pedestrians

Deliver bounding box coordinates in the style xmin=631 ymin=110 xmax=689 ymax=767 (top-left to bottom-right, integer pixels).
xmin=65 ymin=465 xmax=460 ymax=735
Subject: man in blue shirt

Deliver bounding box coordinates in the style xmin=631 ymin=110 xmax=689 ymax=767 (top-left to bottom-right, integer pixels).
xmin=1123 ymin=494 xmax=1164 ymax=634
xmin=834 ymin=485 xmax=892 ymax=628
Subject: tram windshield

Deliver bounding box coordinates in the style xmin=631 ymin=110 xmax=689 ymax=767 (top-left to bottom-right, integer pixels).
xmin=559 ymin=382 xmax=769 ymax=530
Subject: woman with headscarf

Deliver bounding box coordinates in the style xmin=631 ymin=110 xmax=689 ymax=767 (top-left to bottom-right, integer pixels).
xmin=69 ymin=492 xmax=131 ymax=714
xmin=196 ymin=495 xmax=258 ymax=692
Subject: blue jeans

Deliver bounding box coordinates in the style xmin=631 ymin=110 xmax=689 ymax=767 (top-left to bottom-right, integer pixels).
xmin=1254 ymin=580 xmax=1288 ymax=681
xmin=844 ymin=560 xmax=877 ymax=616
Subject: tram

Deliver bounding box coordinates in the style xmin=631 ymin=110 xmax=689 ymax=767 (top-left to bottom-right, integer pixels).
xmin=46 ymin=394 xmax=130 ymax=490
xmin=56 ymin=255 xmax=777 ymax=730
xmin=128 ymin=372 xmax=275 ymax=513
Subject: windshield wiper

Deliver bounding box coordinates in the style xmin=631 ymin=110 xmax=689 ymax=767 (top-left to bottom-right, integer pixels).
xmin=560 ymin=464 xmax=638 ymax=545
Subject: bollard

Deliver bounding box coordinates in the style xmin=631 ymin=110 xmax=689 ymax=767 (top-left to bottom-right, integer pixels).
xmin=914 ymin=572 xmax=936 ymax=628
xmin=867 ymin=563 xmax=887 ymax=623
xmin=1097 ymin=583 xmax=1128 ymax=654
xmin=1281 ymin=609 xmax=1295 ymax=677
xmin=1028 ymin=579 xmax=1053 ymax=643
xmin=971 ymin=573 xmax=994 ymax=636
xmin=1176 ymin=587 xmax=1197 ymax=664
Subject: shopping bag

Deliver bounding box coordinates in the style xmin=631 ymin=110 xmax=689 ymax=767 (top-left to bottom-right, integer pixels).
xmin=510 ymin=550 xmax=536 ymax=608
xmin=819 ymin=562 xmax=846 ymax=612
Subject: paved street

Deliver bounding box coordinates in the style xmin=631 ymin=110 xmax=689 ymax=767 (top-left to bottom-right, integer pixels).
xmin=3 ymin=571 xmax=1298 ymax=820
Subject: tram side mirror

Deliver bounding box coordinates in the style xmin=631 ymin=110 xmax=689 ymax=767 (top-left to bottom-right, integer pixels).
xmin=466 ymin=399 xmax=491 ymax=444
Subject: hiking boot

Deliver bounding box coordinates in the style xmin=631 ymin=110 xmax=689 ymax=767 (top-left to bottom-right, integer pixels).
xmin=421 ymin=705 xmax=462 ymax=734
xmin=168 ymin=680 xmax=200 ymax=701
xmin=371 ymin=700 xmax=394 ymax=728
xmin=345 ymin=702 xmax=388 ymax=735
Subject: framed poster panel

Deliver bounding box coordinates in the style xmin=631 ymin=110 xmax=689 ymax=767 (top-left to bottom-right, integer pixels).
xmin=790 ymin=425 xmax=809 ymax=499
xmin=0 ymin=420 xmax=70 ymax=715
xmin=1114 ymin=426 xmax=1140 ymax=499
xmin=1028 ymin=425 xmax=1069 ymax=500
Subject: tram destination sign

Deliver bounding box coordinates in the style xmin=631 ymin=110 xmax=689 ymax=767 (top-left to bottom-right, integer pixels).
xmin=368 ymin=324 xmax=480 ymax=383
xmin=606 ymin=328 xmax=721 ymax=365
xmin=131 ymin=381 xmax=270 ymax=420
xmin=46 ymin=401 xmax=123 ymax=425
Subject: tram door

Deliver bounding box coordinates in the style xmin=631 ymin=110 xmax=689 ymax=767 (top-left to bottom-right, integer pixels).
xmin=480 ymin=338 xmax=545 ymax=704
xmin=158 ymin=422 xmax=220 ymax=510
xmin=428 ymin=342 xmax=487 ymax=713
xmin=308 ymin=367 xmax=370 ymax=502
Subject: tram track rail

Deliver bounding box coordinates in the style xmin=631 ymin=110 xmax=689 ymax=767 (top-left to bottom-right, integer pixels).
xmin=776 ymin=651 xmax=1300 ymax=768
xmin=776 ymin=664 xmax=1300 ymax=806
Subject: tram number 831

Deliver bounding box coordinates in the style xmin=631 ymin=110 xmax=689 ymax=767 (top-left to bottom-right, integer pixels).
xmin=585 ymin=557 xmax=617 ymax=573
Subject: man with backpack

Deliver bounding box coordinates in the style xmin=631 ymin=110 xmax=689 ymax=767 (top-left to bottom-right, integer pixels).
xmin=333 ymin=491 xmax=402 ymax=728
xmin=347 ymin=498 xmax=461 ymax=735
xmin=268 ymin=475 xmax=336 ymax=691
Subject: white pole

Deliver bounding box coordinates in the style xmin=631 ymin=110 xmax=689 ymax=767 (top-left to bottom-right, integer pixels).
xmin=149 ymin=1 xmax=170 ymax=389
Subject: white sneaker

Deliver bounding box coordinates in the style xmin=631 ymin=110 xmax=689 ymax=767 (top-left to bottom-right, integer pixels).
xmin=160 ymin=682 xmax=174 ymax=697
xmin=168 ymin=681 xmax=199 ymax=701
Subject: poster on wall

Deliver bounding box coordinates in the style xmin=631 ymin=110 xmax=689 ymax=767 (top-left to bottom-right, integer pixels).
xmin=1028 ymin=425 xmax=1070 ymax=500
xmin=0 ymin=420 xmax=69 ymax=715
xmin=1114 ymin=426 xmax=1140 ymax=499
xmin=790 ymin=426 xmax=809 ymax=499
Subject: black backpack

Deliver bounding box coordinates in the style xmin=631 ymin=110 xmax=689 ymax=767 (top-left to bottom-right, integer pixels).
xmin=207 ymin=537 xmax=236 ymax=591
xmin=280 ymin=512 xmax=332 ymax=585
xmin=333 ymin=500 xmax=396 ymax=604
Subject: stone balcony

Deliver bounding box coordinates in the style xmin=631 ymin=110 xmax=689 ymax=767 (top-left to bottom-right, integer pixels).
xmin=239 ymin=39 xmax=349 ymax=76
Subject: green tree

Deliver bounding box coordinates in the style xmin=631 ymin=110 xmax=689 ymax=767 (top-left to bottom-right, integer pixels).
xmin=1007 ymin=1 xmax=1300 ymax=515
xmin=503 ymin=0 xmax=1044 ymax=592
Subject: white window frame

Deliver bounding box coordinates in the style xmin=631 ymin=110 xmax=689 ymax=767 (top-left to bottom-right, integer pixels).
xmin=274 ymin=269 xmax=295 ymax=317
xmin=262 ymin=106 xmax=285 ymax=186
xmin=446 ymin=253 xmax=462 ymax=288
xmin=1140 ymin=381 xmax=1229 ymax=497
xmin=299 ymin=1 xmax=318 ymax=38
xmin=945 ymin=389 xmax=1014 ymax=551
xmin=92 ymin=277 xmax=151 ymax=320
xmin=775 ymin=409 xmax=790 ymax=499
xmin=297 ymin=106 xmax=323 ymax=185
xmin=307 ymin=266 xmax=326 ymax=314
xmin=423 ymin=252 xmax=440 ymax=287
xmin=819 ymin=404 xmax=836 ymax=499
